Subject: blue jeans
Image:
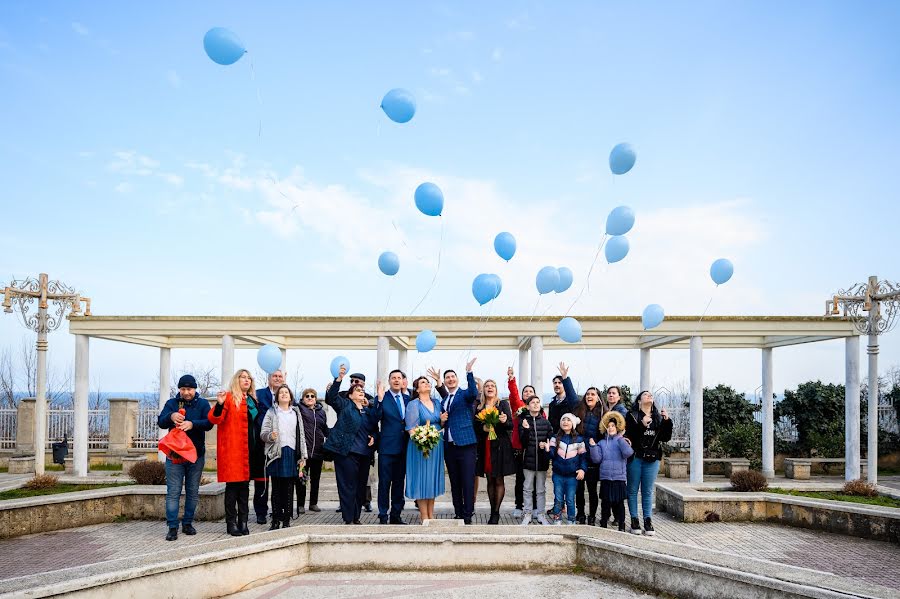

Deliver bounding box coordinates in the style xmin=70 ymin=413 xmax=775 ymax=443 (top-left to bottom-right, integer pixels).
xmin=165 ymin=455 xmax=205 ymax=528
xmin=551 ymin=473 xmax=577 ymax=523
xmin=626 ymin=457 xmax=659 ymax=520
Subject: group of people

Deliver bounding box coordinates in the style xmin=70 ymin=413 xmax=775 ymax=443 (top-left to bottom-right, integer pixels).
xmin=158 ymin=359 xmax=672 ymax=541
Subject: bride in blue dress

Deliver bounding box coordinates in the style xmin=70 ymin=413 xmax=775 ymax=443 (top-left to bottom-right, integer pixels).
xmin=404 ymin=375 xmax=446 ymax=522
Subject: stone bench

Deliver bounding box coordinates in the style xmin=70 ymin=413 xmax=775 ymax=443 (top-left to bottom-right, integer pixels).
xmin=121 ymin=455 xmax=147 ymax=474
xmin=8 ymin=456 xmax=35 ymax=474
xmin=666 ymin=458 xmax=689 ymax=479
xmin=703 ymin=458 xmax=750 ymax=477
xmin=784 ymin=458 xmax=868 ymax=480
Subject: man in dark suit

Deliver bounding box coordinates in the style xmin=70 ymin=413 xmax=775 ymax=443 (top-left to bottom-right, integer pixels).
xmin=375 ymin=369 xmax=410 ymax=524
xmin=253 ymin=369 xmax=284 ymax=524
xmin=437 ymin=357 xmax=479 ymax=525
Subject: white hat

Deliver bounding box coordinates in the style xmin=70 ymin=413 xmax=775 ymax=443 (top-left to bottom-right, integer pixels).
xmin=560 ymin=412 xmax=581 ymax=427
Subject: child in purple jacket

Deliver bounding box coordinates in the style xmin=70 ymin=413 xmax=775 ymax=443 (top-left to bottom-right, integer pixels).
xmin=588 ymin=411 xmax=634 ymax=532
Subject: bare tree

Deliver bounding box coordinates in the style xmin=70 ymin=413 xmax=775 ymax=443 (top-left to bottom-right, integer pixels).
xmin=152 ymin=361 xmax=221 ymax=401
xmin=0 ymin=347 xmax=15 ymax=408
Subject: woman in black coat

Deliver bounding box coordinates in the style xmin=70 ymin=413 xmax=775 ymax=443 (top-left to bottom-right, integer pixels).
xmin=474 ymin=379 xmax=515 ymax=524
xmin=296 ymin=387 xmax=329 ymax=514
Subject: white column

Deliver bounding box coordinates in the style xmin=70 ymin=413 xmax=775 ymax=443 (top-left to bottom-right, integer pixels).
xmin=398 ymin=348 xmax=409 ymax=376
xmin=639 ymin=348 xmax=651 ymax=393
xmin=761 ymin=347 xmax=774 ymax=479
xmin=158 ymin=347 xmax=171 ymax=461
xmin=34 ymin=327 xmax=48 ymax=475
xmin=221 ymin=335 xmax=234 ymax=385
xmin=376 ymin=336 xmax=389 ymax=388
xmin=689 ymin=336 xmax=704 ymax=484
xmin=73 ymin=335 xmax=90 ymax=477
xmin=867 ymin=333 xmax=878 ymax=484
xmin=280 ymin=348 xmax=287 ymax=372
xmin=845 ymin=336 xmax=861 ymax=481
xmin=530 ymin=336 xmax=544 ymax=401
xmin=518 ymin=345 xmax=530 ymax=386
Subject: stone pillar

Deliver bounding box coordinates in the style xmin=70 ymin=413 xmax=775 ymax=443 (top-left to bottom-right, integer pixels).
xmin=689 ymin=336 xmax=704 ymax=484
xmin=518 ymin=345 xmax=530 ymax=387
xmin=221 ymin=335 xmax=234 ymax=385
xmin=761 ymin=347 xmax=775 ymax=480
xmin=845 ymin=336 xmax=861 ymax=481
xmin=108 ymin=398 xmax=139 ymax=454
xmin=376 ymin=336 xmax=389 ymax=389
xmin=15 ymin=398 xmax=36 ymax=453
xmin=530 ymin=336 xmax=544 ymax=401
xmin=73 ymin=334 xmax=90 ymax=477
xmin=280 ymin=348 xmax=287 ymax=372
xmin=639 ymin=348 xmax=651 ymax=393
xmin=158 ymin=347 xmax=171 ymax=462
xmin=867 ymin=332 xmax=878 ymax=485
xmin=398 ymin=348 xmax=409 ymax=377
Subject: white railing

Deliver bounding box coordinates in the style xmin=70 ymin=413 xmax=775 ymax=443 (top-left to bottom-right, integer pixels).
xmin=133 ymin=408 xmax=160 ymax=449
xmin=665 ymin=406 xmax=690 ymax=447
xmin=46 ymin=408 xmax=109 ymax=449
xmin=0 ymin=409 xmax=16 ymax=449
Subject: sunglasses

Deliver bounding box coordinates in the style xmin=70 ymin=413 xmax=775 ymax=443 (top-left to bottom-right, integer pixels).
xmin=304 ymin=394 xmax=317 ymax=399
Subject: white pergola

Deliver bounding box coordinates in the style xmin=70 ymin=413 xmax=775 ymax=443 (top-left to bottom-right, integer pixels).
xmin=67 ymin=314 xmax=865 ymax=483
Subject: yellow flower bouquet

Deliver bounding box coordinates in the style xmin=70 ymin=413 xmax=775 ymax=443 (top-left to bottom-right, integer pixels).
xmin=476 ymin=406 xmax=501 ymax=440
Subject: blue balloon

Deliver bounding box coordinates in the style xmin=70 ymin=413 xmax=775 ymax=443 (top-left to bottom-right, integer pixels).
xmin=257 ymin=344 xmax=282 ymax=374
xmin=536 ymin=266 xmax=560 ymax=295
xmin=609 ymin=143 xmax=637 ymax=175
xmin=557 ymin=317 xmax=582 ymax=343
xmin=606 ymin=205 xmax=635 ymax=236
xmin=487 ymin=273 xmax=502 ymax=299
xmin=555 ymin=267 xmax=573 ymax=293
xmin=605 ymin=235 xmax=630 ymax=263
xmin=414 ymin=182 xmax=444 ymax=217
xmin=642 ymin=304 xmax=665 ymax=330
xmin=710 ymin=258 xmax=734 ymax=285
xmin=416 ymin=329 xmax=437 ymax=353
xmin=377 ymin=251 xmax=400 ymax=276
xmin=472 ymin=273 xmax=499 ymax=305
xmin=203 ymin=27 xmax=246 ymax=66
xmin=493 ymin=232 xmax=516 ymax=261
xmin=381 ymin=88 xmax=417 ymax=123
xmin=330 ymin=356 xmax=350 ymax=379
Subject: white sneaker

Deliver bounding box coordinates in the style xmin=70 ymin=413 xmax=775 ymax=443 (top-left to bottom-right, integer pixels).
xmin=520 ymin=512 xmax=531 ymax=526
xmin=537 ymin=514 xmax=549 ymax=526
xmin=512 ymin=508 xmax=523 ymax=518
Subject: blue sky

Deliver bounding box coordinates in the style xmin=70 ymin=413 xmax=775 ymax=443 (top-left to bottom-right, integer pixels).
xmin=1 ymin=1 xmax=899 ymax=395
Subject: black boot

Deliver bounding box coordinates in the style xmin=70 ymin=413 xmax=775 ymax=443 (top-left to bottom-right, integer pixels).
xmin=643 ymin=517 xmax=655 ymax=536
xmin=576 ymin=514 xmax=586 ymax=525
xmin=630 ymin=517 xmax=641 ymax=535
xmin=166 ymin=527 xmax=178 ymax=541
xmin=488 ymin=512 xmax=500 ymax=525
xmin=617 ymin=520 xmax=627 ymax=532
xmin=239 ymin=516 xmax=250 ymax=536
xmin=227 ymin=518 xmax=241 ymax=537
xmin=269 ymin=518 xmax=281 ymax=531
xmin=587 ymin=516 xmax=596 ymax=526
xmin=599 ymin=519 xmax=608 ymax=528
xmin=282 ymin=515 xmax=291 ymax=528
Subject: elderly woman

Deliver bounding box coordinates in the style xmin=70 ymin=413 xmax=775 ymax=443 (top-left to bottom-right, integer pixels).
xmin=324 ymin=364 xmax=379 ymax=525
xmin=209 ymin=369 xmax=259 ymax=537
xmin=624 ymin=390 xmax=672 ymax=536
xmin=296 ymin=387 xmax=329 ymax=514
xmin=475 ymin=378 xmax=515 ymax=524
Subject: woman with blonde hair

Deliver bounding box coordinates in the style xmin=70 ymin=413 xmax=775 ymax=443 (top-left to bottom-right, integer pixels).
xmin=474 ymin=378 xmax=515 ymax=524
xmin=209 ymin=369 xmax=260 ymax=536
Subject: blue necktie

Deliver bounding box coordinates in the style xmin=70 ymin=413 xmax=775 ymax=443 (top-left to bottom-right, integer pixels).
xmin=394 ymin=394 xmax=404 ymax=418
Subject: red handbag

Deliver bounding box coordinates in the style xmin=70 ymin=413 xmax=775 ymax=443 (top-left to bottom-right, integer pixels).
xmin=158 ymin=409 xmax=198 ymax=464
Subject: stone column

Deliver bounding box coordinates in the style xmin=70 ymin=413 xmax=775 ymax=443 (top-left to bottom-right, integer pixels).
xmin=761 ymin=347 xmax=775 ymax=480
xmin=530 ymin=336 xmax=544 ymax=401
xmin=845 ymin=336 xmax=861 ymax=481
xmin=398 ymin=348 xmax=409 ymax=377
xmin=639 ymin=348 xmax=651 ymax=393
xmin=73 ymin=334 xmax=90 ymax=477
xmin=158 ymin=347 xmax=171 ymax=462
xmin=866 ymin=332 xmax=878 ymax=485
xmin=221 ymin=335 xmax=234 ymax=385
xmin=689 ymin=336 xmax=704 ymax=484
xmin=377 ymin=336 xmax=389 ymax=389
xmin=15 ymin=398 xmax=35 ymax=453
xmin=108 ymin=398 xmax=139 ymax=455
xmin=281 ymin=347 xmax=287 ymax=372
xmin=518 ymin=345 xmax=530 ymax=387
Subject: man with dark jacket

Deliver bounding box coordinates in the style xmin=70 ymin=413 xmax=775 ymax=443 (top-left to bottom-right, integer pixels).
xmin=436 ymin=358 xmax=478 ymax=524
xmin=548 ymin=362 xmax=579 ymax=431
xmin=157 ymin=374 xmax=212 ymax=541
xmin=375 ymin=369 xmax=411 ymax=524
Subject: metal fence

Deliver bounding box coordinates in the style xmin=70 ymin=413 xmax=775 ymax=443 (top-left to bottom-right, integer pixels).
xmin=0 ymin=409 xmax=15 ymax=449
xmin=46 ymin=408 xmax=109 ymax=449
xmin=133 ymin=408 xmax=160 ymax=449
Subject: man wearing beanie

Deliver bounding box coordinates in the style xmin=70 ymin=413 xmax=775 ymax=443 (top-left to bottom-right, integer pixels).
xmin=157 ymin=374 xmax=213 ymax=541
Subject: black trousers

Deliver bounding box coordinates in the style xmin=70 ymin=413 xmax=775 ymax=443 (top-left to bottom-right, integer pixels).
xmin=377 ymin=452 xmax=406 ymax=519
xmin=445 ymin=442 xmax=477 ymax=519
xmin=601 ymin=498 xmax=626 ymax=526
xmin=513 ymin=450 xmax=524 ymax=509
xmin=224 ymin=481 xmax=249 ymax=522
xmin=576 ymin=466 xmax=600 ymax=519
xmin=271 ymin=477 xmax=295 ymax=521
xmin=335 ymin=452 xmax=370 ymax=524
xmin=296 ymin=457 xmax=324 ymax=508
xmin=253 ymin=479 xmax=269 ymax=518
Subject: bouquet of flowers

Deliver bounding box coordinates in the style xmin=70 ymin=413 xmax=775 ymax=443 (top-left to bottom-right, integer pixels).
xmin=411 ymin=422 xmax=442 ymax=459
xmin=476 ymin=406 xmax=501 ymax=440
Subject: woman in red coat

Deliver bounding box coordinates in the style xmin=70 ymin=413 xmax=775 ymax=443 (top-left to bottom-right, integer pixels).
xmin=209 ymin=369 xmax=259 ymax=536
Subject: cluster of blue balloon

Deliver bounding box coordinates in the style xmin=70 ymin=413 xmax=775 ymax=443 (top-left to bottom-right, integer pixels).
xmin=604 ymin=205 xmax=635 ymax=263
xmin=535 ymin=266 xmax=573 ymax=295
xmin=472 ymin=273 xmax=503 ymax=305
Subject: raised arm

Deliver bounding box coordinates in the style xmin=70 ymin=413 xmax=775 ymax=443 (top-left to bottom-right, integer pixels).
xmin=507 ymin=367 xmax=523 ymax=412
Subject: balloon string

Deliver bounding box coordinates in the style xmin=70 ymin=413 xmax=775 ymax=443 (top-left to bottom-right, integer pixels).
xmin=688 ymin=286 xmax=718 ymax=339
xmin=462 ymin=300 xmax=495 ymax=361
xmin=564 ymin=234 xmax=608 ymax=317
xmin=363 ymin=277 xmax=396 ymax=344
xmin=408 ymin=216 xmax=444 ymax=316
xmin=527 ymin=297 xmax=541 ymax=323
xmin=392 ymin=219 xmax=426 ymax=261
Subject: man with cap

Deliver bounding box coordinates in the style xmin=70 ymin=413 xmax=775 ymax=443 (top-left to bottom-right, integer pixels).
xmin=157 ymin=374 xmax=213 ymax=541
xmin=253 ymin=370 xmax=286 ymax=525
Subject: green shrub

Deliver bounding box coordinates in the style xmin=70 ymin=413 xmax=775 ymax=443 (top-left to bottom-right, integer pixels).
xmin=718 ymin=421 xmax=763 ymax=470
xmin=730 ymin=470 xmax=768 ymax=492
xmin=129 ymin=460 xmax=167 ymax=485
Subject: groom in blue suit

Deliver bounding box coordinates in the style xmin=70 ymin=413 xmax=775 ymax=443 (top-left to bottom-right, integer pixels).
xmin=375 ymin=369 xmax=410 ymax=524
xmin=438 ymin=357 xmax=479 ymax=525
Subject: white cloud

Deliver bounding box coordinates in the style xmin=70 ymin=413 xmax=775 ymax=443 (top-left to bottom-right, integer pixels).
xmin=114 ymin=182 xmax=132 ymax=193
xmin=428 ymin=67 xmax=451 ymax=77
xmin=158 ymin=173 xmax=184 ymax=187
xmin=71 ymin=22 xmax=89 ymax=36
xmin=167 ymin=70 xmax=181 ymax=89
xmin=491 ymin=47 xmax=503 ymax=62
